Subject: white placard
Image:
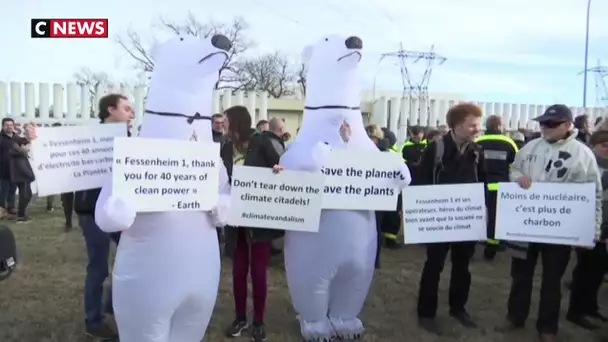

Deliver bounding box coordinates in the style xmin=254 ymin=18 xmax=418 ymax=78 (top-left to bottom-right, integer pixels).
xmin=112 ymin=137 xmax=220 ymax=212
xmin=31 ymin=123 xmax=127 ymax=196
xmin=496 ymin=182 xmax=596 ymax=247
xmin=228 ymin=166 xmax=324 ymax=232
xmin=321 ymin=150 xmax=404 ymax=210
xmin=402 ymin=183 xmax=487 ymax=244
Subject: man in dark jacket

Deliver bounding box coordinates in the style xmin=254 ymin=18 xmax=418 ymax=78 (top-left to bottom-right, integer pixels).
xmin=566 ymin=130 xmax=608 ymax=330
xmin=73 ymin=93 xmax=132 ymax=340
xmin=8 ymin=127 xmax=35 ymax=223
xmin=262 ymin=118 xmax=286 ymax=256
xmin=212 ymin=113 xmax=225 ymax=143
xmin=475 ymin=115 xmax=518 ymax=260
xmin=402 ymin=125 xmax=428 ymax=169
xmin=574 ymin=114 xmax=591 ymax=144
xmin=0 ymin=118 xmax=20 ymax=217
xmin=415 ymin=103 xmax=489 ymax=334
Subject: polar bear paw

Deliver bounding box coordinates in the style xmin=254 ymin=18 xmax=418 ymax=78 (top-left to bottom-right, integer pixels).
xmin=329 ymin=317 xmax=364 ymax=340
xmin=101 ymin=195 xmax=137 ymax=231
xmin=297 ymin=315 xmax=336 ymax=342
xmin=209 ymin=194 xmax=230 ymax=227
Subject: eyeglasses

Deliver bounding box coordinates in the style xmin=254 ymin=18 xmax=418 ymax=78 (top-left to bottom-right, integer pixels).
xmin=540 ymin=121 xmax=565 ymax=129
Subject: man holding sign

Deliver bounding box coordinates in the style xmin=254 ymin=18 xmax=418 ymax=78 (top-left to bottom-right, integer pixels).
xmin=497 ymin=105 xmax=602 ymax=342
xmin=414 ymin=103 xmax=489 ymax=333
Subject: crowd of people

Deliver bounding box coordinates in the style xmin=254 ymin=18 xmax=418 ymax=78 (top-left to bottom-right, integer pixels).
xmin=2 ymin=87 xmax=607 ymax=342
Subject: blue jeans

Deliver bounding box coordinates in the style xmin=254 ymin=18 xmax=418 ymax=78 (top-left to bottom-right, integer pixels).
xmin=78 ymin=214 xmax=120 ymax=327
xmin=0 ymin=178 xmax=15 ymax=211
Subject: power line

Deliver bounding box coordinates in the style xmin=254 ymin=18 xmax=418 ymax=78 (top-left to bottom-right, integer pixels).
xmin=379 ymin=44 xmax=447 ymax=127
xmin=579 ymin=59 xmax=608 ymax=107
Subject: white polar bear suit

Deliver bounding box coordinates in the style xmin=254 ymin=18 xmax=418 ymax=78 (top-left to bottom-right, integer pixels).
xmin=94 ymin=35 xmax=233 ymax=342
xmin=280 ymin=35 xmax=411 ymax=341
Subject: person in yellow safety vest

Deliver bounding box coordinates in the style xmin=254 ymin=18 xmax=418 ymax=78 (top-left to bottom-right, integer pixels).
xmin=402 ymin=126 xmax=428 ymax=168
xmin=380 ymin=127 xmax=405 ymax=249
xmin=476 ymin=115 xmax=518 ymax=261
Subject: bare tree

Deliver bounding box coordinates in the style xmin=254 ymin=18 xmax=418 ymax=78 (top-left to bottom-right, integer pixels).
xmin=116 ymin=13 xmax=252 ymax=89
xmin=232 ymin=52 xmax=298 ymax=98
xmin=74 ymin=67 xmax=115 ymax=117
xmin=296 ymin=63 xmax=307 ymax=97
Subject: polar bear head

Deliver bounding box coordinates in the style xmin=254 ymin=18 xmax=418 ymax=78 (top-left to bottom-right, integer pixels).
xmin=140 ymin=34 xmax=231 ymax=141
xmin=302 ymin=35 xmax=363 ymax=108
xmin=148 ymin=34 xmax=231 ymax=90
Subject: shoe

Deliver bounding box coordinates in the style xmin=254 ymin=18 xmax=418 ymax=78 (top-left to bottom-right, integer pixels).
xmin=47 ymin=207 xmax=55 ymax=213
xmin=270 ymin=247 xmax=283 ymax=256
xmin=589 ymin=311 xmax=608 ymax=322
xmin=567 ymin=315 xmax=600 ymax=330
xmin=385 ymin=239 xmax=402 ymax=250
xmin=538 ymin=333 xmax=557 ymax=342
xmin=483 ymin=248 xmax=496 ymax=261
xmin=418 ymin=317 xmax=442 ymax=335
xmin=64 ymin=224 xmax=73 ymax=232
xmin=85 ymin=323 xmax=118 ymax=340
xmin=495 ymin=319 xmax=523 ymax=333
xmin=251 ymin=323 xmax=267 ymax=342
xmin=450 ymin=311 xmax=477 ymax=328
xmin=225 ymin=319 xmax=249 ymax=337
xmin=15 ymin=216 xmax=31 ymax=224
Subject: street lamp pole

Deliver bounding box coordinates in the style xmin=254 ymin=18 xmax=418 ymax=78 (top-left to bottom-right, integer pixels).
xmin=583 ymin=0 xmax=592 ymax=109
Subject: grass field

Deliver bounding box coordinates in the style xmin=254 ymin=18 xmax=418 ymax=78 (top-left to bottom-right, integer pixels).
xmin=1 ymin=198 xmax=608 ymax=342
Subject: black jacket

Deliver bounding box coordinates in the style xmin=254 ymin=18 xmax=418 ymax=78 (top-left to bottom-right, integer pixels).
xmin=475 ymin=130 xmax=517 ymax=185
xmin=212 ymin=130 xmax=224 ymax=143
xmin=220 ymin=131 xmax=285 ymax=244
xmin=259 ymin=131 xmax=285 ymax=164
xmin=0 ymin=133 xmax=25 ymax=180
xmin=414 ymin=133 xmax=489 ymax=203
xmin=73 ymin=188 xmax=101 ymax=216
xmin=8 ymin=141 xmax=34 ymax=184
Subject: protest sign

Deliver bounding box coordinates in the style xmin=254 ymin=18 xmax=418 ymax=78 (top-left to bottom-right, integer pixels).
xmin=402 ymin=183 xmax=487 ymax=244
xmin=112 ymin=137 xmax=219 ymax=212
xmin=321 ymin=150 xmax=404 ymax=210
xmin=31 ymin=123 xmax=127 ymax=196
xmin=495 ymin=182 xmax=596 ymax=247
xmin=228 ymin=166 xmax=324 ymax=232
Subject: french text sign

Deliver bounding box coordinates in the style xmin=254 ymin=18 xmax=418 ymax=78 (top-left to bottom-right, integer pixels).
xmin=112 ymin=137 xmax=220 ymax=212
xmin=496 ymin=182 xmax=596 ymax=247
xmin=321 ymin=150 xmax=403 ymax=210
xmin=402 ymin=183 xmax=487 ymax=244
xmin=229 ymin=166 xmax=324 ymax=232
xmin=31 ymin=123 xmax=127 ymax=196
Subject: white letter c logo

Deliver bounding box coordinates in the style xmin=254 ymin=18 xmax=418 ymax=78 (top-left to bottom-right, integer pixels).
xmin=35 ymin=22 xmax=47 ymax=35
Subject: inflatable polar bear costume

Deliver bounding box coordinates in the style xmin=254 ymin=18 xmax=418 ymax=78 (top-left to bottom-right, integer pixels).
xmin=280 ymin=35 xmax=412 ymax=341
xmin=94 ymin=34 xmax=232 ymax=342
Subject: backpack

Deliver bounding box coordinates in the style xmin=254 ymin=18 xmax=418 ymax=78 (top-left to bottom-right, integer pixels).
xmin=432 ymin=138 xmax=480 ymax=184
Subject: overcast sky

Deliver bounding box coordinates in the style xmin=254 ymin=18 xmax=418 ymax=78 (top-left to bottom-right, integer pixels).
xmin=2 ymin=0 xmax=607 ymax=106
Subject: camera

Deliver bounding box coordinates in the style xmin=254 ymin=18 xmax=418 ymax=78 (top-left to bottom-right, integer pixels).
xmin=0 ymin=225 xmax=17 ymax=281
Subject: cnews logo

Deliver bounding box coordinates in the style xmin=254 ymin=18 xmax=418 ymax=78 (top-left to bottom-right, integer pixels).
xmin=31 ymin=19 xmax=108 ymax=38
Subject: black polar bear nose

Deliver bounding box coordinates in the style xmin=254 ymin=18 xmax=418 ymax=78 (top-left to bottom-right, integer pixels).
xmin=345 ymin=36 xmax=362 ymax=49
xmin=211 ymin=34 xmax=232 ymax=52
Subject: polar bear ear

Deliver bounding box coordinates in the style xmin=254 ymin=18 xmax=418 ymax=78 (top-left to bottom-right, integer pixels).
xmin=301 ymin=45 xmax=313 ymax=63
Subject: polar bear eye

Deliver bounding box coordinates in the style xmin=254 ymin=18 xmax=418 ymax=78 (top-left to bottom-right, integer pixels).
xmin=324 ymin=38 xmax=329 ymax=42
xmin=180 ymin=37 xmax=184 ymax=41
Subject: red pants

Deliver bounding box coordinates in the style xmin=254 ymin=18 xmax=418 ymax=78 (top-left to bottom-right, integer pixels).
xmin=233 ymin=229 xmax=272 ymax=324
